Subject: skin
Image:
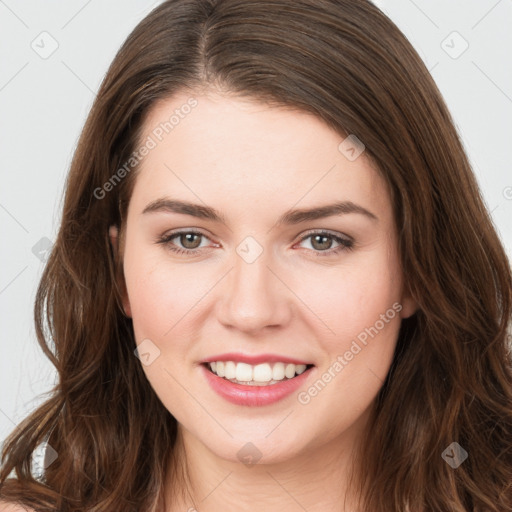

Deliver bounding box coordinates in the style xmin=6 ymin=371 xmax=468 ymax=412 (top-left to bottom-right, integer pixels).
xmin=110 ymin=90 xmax=417 ymax=512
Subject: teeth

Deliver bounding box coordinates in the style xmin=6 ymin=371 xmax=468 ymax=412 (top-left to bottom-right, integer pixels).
xmin=207 ymin=361 xmax=309 ymax=383
xmin=285 ymin=363 xmax=296 ymax=378
xmin=235 ymin=362 xmax=253 ymax=382
xmin=296 ymin=364 xmax=307 ymax=375
xmin=273 ymin=362 xmax=285 ymax=380
xmin=225 ymin=361 xmax=236 ymax=379
xmin=254 ymin=363 xmax=272 ymax=382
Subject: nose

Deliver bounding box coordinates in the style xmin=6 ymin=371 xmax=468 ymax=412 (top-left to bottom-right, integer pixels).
xmin=216 ymin=248 xmax=293 ymax=334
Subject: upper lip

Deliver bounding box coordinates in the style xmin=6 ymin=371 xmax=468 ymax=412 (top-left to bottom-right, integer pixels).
xmin=201 ymin=353 xmax=313 ymax=366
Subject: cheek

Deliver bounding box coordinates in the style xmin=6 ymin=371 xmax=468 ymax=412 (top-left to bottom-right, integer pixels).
xmin=123 ymin=252 xmax=208 ymax=402
xmin=294 ymin=254 xmax=402 ymax=345
xmin=123 ymin=247 xmax=205 ymax=344
xmin=293 ymin=250 xmax=403 ymax=403
xmin=301 ymin=253 xmax=403 ymax=401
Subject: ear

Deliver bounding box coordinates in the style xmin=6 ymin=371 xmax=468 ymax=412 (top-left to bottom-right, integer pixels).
xmin=109 ymin=225 xmax=132 ymax=318
xmin=399 ymin=291 xmax=418 ymax=319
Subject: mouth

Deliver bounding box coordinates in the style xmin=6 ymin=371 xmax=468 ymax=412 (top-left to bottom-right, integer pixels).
xmin=202 ymin=361 xmax=315 ymax=386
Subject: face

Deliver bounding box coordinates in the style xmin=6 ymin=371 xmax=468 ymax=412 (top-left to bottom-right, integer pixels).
xmin=111 ymin=90 xmax=416 ymax=465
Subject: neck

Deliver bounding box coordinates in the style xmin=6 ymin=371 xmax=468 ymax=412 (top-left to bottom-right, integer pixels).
xmin=161 ymin=408 xmax=371 ymax=512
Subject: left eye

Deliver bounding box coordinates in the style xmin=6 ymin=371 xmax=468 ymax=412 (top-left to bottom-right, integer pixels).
xmin=296 ymin=232 xmax=353 ymax=255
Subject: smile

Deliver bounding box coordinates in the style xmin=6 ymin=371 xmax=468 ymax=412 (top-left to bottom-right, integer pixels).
xmin=206 ymin=361 xmax=310 ymax=385
xmin=200 ymin=355 xmax=315 ymax=406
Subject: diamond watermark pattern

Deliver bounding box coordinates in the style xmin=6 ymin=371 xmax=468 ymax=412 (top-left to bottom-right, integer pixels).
xmin=31 ymin=31 xmax=59 ymax=60
xmin=441 ymin=31 xmax=469 ymax=59
xmin=31 ymin=441 xmax=58 ymax=479
xmin=338 ymin=134 xmax=365 ymax=161
xmin=134 ymin=338 xmax=161 ymax=366
xmin=31 ymin=237 xmax=53 ymax=262
xmin=236 ymin=236 xmax=263 ymax=264
xmin=441 ymin=442 xmax=468 ymax=468
xmin=236 ymin=442 xmax=263 ymax=467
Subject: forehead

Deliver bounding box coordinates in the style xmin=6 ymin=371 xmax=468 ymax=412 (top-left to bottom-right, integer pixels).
xmin=129 ymin=90 xmax=391 ymax=223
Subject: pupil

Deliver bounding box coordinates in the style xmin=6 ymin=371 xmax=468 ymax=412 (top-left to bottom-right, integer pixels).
xmin=312 ymin=235 xmax=332 ymax=250
xmin=181 ymin=233 xmax=201 ymax=249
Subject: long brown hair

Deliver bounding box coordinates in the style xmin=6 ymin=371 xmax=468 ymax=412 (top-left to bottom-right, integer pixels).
xmin=1 ymin=1 xmax=511 ymax=510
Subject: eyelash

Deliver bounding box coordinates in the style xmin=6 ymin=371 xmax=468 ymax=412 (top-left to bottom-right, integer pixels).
xmin=156 ymin=229 xmax=354 ymax=257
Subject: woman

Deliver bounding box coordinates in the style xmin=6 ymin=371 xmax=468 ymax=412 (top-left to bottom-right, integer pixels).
xmin=1 ymin=0 xmax=511 ymax=511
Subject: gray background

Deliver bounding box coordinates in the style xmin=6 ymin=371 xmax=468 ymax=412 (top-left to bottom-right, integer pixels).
xmin=1 ymin=0 xmax=511 ymax=444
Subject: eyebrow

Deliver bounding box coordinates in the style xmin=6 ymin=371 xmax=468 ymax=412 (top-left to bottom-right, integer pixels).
xmin=142 ymin=198 xmax=378 ymax=224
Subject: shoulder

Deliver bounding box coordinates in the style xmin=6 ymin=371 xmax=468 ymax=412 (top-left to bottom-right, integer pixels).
xmin=0 ymin=501 xmax=36 ymax=512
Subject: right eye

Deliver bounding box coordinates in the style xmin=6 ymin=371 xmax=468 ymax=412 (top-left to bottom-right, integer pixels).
xmin=156 ymin=230 xmax=217 ymax=255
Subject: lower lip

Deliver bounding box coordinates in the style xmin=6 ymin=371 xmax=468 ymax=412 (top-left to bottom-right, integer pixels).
xmin=200 ymin=364 xmax=314 ymax=407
